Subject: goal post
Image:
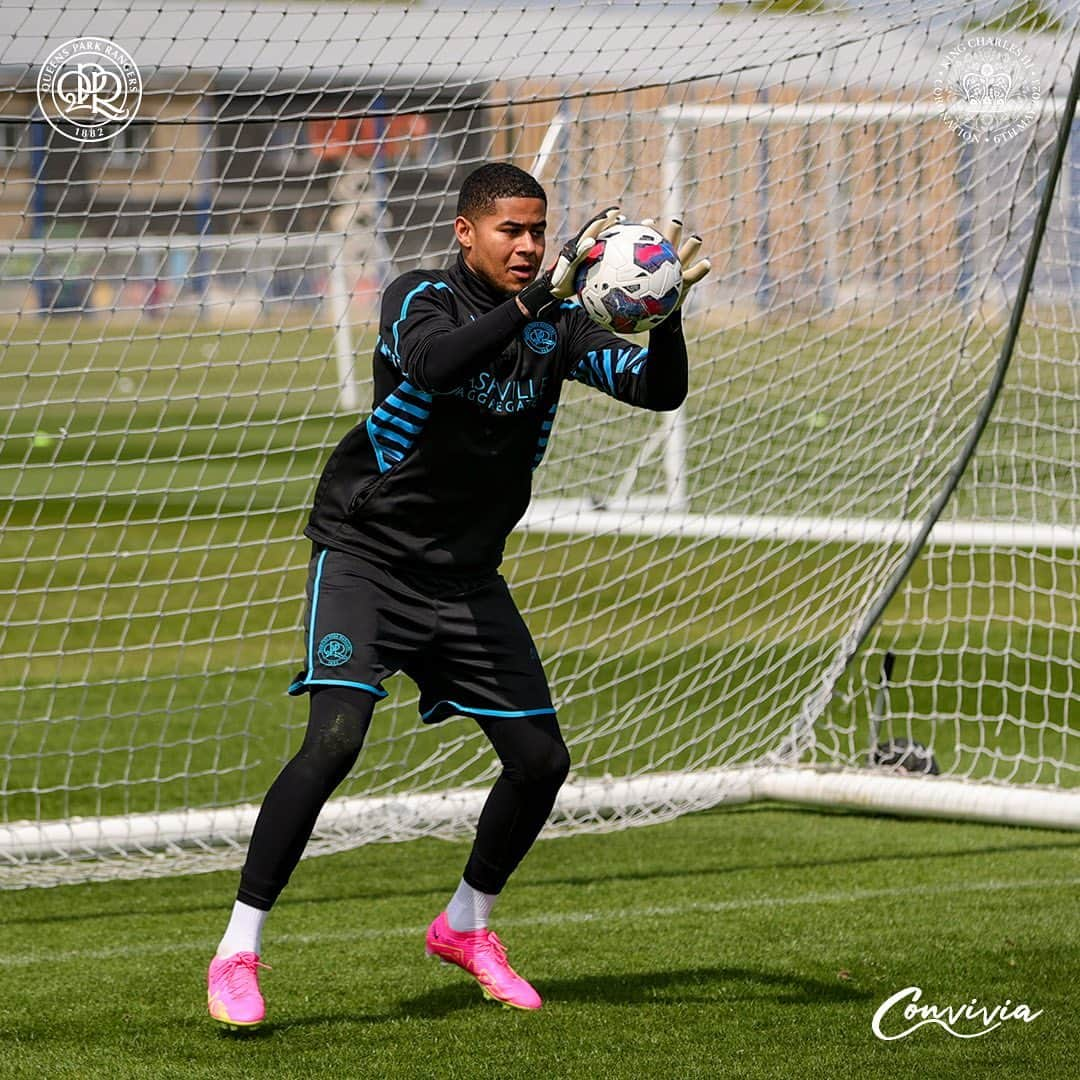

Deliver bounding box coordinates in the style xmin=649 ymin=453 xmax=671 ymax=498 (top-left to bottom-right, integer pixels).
xmin=2 ymin=2 xmax=1080 ymax=888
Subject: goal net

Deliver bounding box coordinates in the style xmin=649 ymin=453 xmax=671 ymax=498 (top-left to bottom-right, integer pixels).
xmin=2 ymin=0 xmax=1078 ymax=887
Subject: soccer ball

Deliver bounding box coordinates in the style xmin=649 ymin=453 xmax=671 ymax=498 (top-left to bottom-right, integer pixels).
xmin=574 ymin=222 xmax=682 ymax=334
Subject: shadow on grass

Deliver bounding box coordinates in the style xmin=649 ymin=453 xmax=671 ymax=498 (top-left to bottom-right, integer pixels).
xmin=232 ymin=963 xmax=872 ymax=1035
xmin=396 ymin=963 xmax=871 ymax=1019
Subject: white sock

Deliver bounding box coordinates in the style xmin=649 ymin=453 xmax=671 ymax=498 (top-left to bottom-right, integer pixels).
xmin=445 ymin=878 xmax=498 ymax=932
xmin=217 ymin=900 xmax=268 ymax=958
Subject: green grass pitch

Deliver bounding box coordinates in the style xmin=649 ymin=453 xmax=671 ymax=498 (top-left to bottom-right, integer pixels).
xmin=0 ymin=310 xmax=1078 ymax=1074
xmin=2 ymin=805 xmax=1078 ymax=1078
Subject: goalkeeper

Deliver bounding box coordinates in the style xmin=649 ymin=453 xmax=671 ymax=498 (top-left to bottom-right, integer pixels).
xmin=207 ymin=162 xmax=709 ymax=1025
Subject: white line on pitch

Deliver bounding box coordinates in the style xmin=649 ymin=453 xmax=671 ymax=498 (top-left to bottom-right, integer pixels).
xmin=2 ymin=875 xmax=1077 ymax=969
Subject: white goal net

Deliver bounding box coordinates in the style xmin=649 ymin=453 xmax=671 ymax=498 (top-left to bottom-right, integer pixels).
xmin=1 ymin=0 xmax=1078 ymax=887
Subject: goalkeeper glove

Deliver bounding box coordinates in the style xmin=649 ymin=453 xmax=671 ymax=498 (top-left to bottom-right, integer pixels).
xmin=644 ymin=217 xmax=711 ymax=310
xmin=517 ymin=206 xmax=623 ymax=317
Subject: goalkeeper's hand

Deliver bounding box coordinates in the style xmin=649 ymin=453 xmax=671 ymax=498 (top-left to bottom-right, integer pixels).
xmin=644 ymin=217 xmax=711 ymax=310
xmin=517 ymin=206 xmax=623 ymax=317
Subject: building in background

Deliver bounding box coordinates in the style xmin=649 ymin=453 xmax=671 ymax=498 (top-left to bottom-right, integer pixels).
xmin=0 ymin=2 xmax=1074 ymax=318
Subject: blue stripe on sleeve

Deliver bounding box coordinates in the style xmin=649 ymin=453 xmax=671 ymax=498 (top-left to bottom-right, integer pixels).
xmin=532 ymin=401 xmax=559 ymax=470
xmin=392 ymin=280 xmax=451 ymax=364
xmin=389 ymin=397 xmax=430 ymax=419
xmin=569 ymin=345 xmax=649 ymax=399
xmin=366 ymin=417 xmax=391 ymax=472
xmin=601 ymin=349 xmax=615 ymax=393
xmin=616 ymin=346 xmax=648 ymax=375
xmin=366 ymin=380 xmax=435 ymax=474
xmin=368 ymin=421 xmax=412 ymax=447
xmin=372 ymin=406 xmax=423 ymax=434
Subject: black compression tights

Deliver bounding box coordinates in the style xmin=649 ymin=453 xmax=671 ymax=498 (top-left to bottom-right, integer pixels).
xmin=237 ymin=686 xmax=570 ymax=910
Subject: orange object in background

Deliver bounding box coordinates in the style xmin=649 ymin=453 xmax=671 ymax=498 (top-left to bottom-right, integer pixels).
xmin=309 ymin=114 xmax=430 ymax=161
xmin=309 ymin=117 xmax=359 ymax=161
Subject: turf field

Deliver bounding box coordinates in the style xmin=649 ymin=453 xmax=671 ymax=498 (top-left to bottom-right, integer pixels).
xmin=2 ymin=804 xmax=1077 ymax=1079
xmin=1 ymin=310 xmax=1077 ymax=1076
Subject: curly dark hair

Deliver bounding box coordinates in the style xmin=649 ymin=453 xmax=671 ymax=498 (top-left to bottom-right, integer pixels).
xmin=457 ymin=162 xmax=546 ymax=220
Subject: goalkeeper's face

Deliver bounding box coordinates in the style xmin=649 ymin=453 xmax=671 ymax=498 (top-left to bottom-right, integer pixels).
xmin=455 ymin=197 xmax=547 ymax=295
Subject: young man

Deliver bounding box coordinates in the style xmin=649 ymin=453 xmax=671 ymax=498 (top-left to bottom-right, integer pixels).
xmin=207 ymin=162 xmax=709 ymax=1026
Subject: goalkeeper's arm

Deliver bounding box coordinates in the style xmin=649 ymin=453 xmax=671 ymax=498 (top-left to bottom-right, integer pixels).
xmin=391 ymin=206 xmax=622 ymax=394
xmin=567 ymin=310 xmax=687 ymax=411
xmin=392 ymin=285 xmax=529 ymax=394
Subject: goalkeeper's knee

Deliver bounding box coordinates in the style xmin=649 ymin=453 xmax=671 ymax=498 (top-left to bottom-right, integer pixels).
xmin=295 ymin=684 xmax=376 ymax=788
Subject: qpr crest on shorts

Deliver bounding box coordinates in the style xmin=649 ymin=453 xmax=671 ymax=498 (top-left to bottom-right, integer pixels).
xmin=317 ymin=632 xmax=353 ymax=666
xmin=523 ymin=321 xmax=557 ymax=354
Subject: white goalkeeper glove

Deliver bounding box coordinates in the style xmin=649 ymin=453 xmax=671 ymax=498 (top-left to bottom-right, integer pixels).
xmin=644 ymin=217 xmax=711 ymax=310
xmin=517 ymin=206 xmax=623 ymax=317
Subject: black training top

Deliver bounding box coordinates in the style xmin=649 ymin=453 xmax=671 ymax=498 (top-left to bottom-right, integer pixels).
xmin=304 ymin=251 xmax=688 ymax=577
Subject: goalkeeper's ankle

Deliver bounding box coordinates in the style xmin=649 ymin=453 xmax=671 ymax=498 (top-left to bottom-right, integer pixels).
xmin=217 ymin=899 xmax=269 ymax=958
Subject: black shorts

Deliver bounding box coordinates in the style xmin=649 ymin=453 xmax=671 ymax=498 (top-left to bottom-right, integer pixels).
xmin=287 ymin=546 xmax=555 ymax=725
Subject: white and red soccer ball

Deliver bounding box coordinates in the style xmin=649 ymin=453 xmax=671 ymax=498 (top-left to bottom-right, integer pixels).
xmin=574 ymin=222 xmax=682 ymax=334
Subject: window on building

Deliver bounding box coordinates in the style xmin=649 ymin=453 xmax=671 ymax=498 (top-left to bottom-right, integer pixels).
xmin=0 ymin=123 xmax=30 ymax=169
xmin=98 ymin=121 xmax=153 ymax=171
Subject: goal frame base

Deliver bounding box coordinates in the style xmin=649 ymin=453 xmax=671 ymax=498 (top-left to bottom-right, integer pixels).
xmin=4 ymin=766 xmax=1077 ymax=880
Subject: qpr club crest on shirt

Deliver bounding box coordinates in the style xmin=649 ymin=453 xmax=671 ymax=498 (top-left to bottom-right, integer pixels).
xmin=317 ymin=633 xmax=353 ymax=666
xmin=523 ymin=321 xmax=557 ymax=355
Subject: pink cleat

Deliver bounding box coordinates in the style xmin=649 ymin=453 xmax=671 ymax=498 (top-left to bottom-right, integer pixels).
xmin=207 ymin=951 xmax=269 ymax=1029
xmin=425 ymin=911 xmax=542 ymax=1011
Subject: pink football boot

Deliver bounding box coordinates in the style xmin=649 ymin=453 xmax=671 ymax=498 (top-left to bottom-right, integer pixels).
xmin=207 ymin=951 xmax=270 ymax=1029
xmin=425 ymin=911 xmax=542 ymax=1011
